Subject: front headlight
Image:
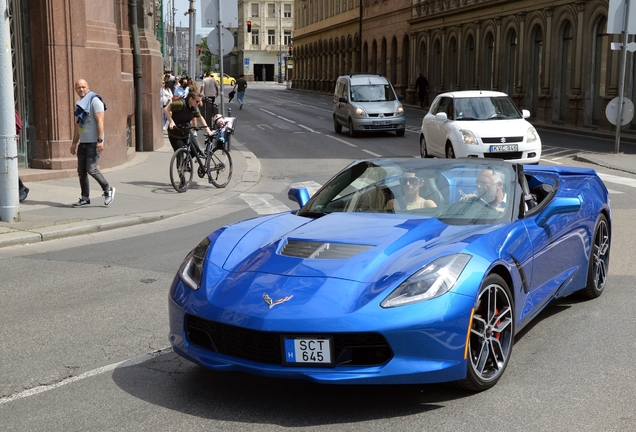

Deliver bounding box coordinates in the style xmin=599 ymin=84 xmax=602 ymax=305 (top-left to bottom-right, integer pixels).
xmin=178 ymin=237 xmax=212 ymax=291
xmin=460 ymin=129 xmax=478 ymax=145
xmin=380 ymin=254 xmax=472 ymax=308
xmin=396 ymin=106 xmax=404 ymax=115
xmin=354 ymin=107 xmax=367 ymax=116
xmin=527 ymin=126 xmax=539 ymax=143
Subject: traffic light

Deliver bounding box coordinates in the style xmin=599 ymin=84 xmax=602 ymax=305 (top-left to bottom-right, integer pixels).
xmin=247 ymin=20 xmax=251 ymax=32
xmin=288 ymin=46 xmax=292 ymax=56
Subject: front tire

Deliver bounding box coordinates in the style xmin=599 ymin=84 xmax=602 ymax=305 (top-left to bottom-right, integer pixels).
xmin=446 ymin=142 xmax=456 ymax=159
xmin=396 ymin=129 xmax=405 ymax=137
xmin=348 ymin=119 xmax=357 ymax=137
xmin=334 ymin=117 xmax=342 ymax=133
xmin=420 ymin=134 xmax=430 ymax=158
xmin=170 ymin=148 xmax=193 ymax=193
xmin=206 ymin=147 xmax=233 ymax=188
xmin=456 ymin=274 xmax=514 ymax=391
xmin=580 ymin=214 xmax=610 ymax=299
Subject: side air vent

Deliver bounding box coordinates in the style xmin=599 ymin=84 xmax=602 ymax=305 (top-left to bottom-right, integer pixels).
xmin=281 ymin=240 xmax=373 ymax=259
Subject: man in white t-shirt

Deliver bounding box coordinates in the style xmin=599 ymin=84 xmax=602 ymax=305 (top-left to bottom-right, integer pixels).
xmin=201 ymin=72 xmax=219 ymax=103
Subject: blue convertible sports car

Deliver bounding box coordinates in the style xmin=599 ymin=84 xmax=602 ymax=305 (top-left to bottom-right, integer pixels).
xmin=169 ymin=158 xmax=611 ymax=391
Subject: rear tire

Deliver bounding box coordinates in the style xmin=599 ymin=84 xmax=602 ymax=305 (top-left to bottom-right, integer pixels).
xmin=580 ymin=214 xmax=610 ymax=299
xmin=169 ymin=148 xmax=193 ymax=193
xmin=206 ymin=147 xmax=233 ymax=188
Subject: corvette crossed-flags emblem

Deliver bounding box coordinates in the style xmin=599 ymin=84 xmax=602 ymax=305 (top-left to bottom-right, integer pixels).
xmin=263 ymin=293 xmax=293 ymax=309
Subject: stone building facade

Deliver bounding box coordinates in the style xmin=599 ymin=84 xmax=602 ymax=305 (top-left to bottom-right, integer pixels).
xmin=292 ymin=0 xmax=635 ymax=134
xmin=237 ymin=1 xmax=295 ymax=82
xmin=13 ymin=0 xmax=163 ymax=173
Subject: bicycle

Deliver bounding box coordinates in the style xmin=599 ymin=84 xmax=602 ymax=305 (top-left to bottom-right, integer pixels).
xmin=169 ymin=126 xmax=233 ymax=193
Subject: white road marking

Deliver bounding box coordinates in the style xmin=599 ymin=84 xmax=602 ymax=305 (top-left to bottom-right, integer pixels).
xmin=240 ymin=193 xmax=292 ymax=214
xmin=598 ymin=172 xmax=636 ymax=188
xmin=324 ymin=134 xmax=357 ymax=147
xmin=299 ymin=124 xmax=320 ymax=133
xmin=362 ymin=149 xmax=383 ymax=157
xmin=0 ymin=348 xmax=173 ymax=405
xmin=277 ymin=116 xmax=296 ymax=124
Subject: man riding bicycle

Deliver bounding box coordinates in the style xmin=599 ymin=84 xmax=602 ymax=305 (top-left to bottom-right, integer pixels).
xmin=163 ymin=90 xmax=213 ymax=152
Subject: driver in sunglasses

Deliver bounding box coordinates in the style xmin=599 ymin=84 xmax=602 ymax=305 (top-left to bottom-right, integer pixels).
xmin=386 ymin=172 xmax=437 ymax=212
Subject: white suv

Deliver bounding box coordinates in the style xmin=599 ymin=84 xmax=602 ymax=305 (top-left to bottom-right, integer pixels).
xmin=420 ymin=90 xmax=541 ymax=164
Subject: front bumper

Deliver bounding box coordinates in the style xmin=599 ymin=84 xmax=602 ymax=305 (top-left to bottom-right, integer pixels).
xmin=351 ymin=117 xmax=406 ymax=133
xmin=168 ymin=277 xmax=474 ymax=385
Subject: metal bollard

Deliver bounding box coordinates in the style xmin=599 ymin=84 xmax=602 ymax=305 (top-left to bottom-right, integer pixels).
xmin=227 ymin=107 xmax=232 ymax=117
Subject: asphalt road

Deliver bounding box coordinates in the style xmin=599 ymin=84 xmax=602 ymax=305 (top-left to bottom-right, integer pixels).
xmin=1 ymin=87 xmax=635 ymax=430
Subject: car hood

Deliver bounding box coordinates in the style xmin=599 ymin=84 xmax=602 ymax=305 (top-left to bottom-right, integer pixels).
xmin=210 ymin=212 xmax=495 ymax=284
xmin=452 ymin=119 xmax=532 ymax=138
xmin=352 ymin=100 xmax=402 ymax=113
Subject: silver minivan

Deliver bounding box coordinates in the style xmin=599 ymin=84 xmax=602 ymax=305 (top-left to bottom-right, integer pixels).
xmin=333 ymin=74 xmax=406 ymax=137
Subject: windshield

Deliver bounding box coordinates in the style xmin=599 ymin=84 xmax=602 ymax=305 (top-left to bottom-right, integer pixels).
xmin=351 ymin=84 xmax=397 ymax=102
xmin=454 ymin=96 xmax=522 ymax=120
xmin=299 ymin=159 xmax=518 ymax=225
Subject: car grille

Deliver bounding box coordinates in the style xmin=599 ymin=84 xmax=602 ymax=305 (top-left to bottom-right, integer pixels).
xmin=481 ymin=136 xmax=524 ymax=143
xmin=361 ymin=124 xmax=402 ymax=130
xmin=368 ymin=113 xmax=396 ymax=117
xmin=484 ymin=152 xmax=523 ymax=159
xmin=186 ymin=314 xmax=393 ymax=366
xmin=280 ymin=240 xmax=373 ymax=259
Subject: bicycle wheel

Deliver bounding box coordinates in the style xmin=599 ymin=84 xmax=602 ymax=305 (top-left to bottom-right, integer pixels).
xmin=206 ymin=147 xmax=233 ymax=188
xmin=170 ymin=148 xmax=194 ymax=192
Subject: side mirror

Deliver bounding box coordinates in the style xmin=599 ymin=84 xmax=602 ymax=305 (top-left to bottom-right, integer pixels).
xmin=397 ymin=94 xmax=406 ymax=101
xmin=522 ymin=109 xmax=531 ymax=119
xmin=288 ymin=187 xmax=310 ymax=209
xmin=536 ymin=196 xmax=582 ymax=227
xmin=435 ymin=112 xmax=448 ymax=121
xmin=338 ymin=97 xmax=348 ymax=103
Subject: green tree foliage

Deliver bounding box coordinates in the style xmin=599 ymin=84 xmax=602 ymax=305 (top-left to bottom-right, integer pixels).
xmin=198 ymin=37 xmax=218 ymax=73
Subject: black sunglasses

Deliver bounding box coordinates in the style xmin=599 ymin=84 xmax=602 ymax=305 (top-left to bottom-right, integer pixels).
xmin=399 ymin=177 xmax=420 ymax=186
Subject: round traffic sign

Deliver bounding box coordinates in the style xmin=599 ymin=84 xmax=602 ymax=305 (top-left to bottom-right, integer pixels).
xmin=606 ymin=97 xmax=635 ymax=126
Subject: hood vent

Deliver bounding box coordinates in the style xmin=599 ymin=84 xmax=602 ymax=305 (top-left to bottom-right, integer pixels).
xmin=281 ymin=240 xmax=373 ymax=259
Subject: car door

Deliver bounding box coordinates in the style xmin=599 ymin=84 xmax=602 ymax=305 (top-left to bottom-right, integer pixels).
xmin=334 ymin=81 xmax=348 ymax=125
xmin=428 ymin=97 xmax=452 ymax=156
xmin=521 ymin=208 xmax=588 ymax=319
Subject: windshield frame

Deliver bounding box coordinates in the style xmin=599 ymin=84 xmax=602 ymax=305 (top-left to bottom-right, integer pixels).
xmin=298 ymin=158 xmax=522 ymax=226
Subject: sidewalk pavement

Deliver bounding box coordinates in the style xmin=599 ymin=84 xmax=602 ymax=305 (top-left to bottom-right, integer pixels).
xmin=0 ymin=134 xmax=261 ymax=248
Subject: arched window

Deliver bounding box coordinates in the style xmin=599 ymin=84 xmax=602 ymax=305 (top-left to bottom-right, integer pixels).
xmin=504 ymin=29 xmax=517 ymax=94
xmin=464 ymin=35 xmax=475 ymax=89
xmin=483 ymin=32 xmax=495 ymax=90
xmin=558 ymin=22 xmax=573 ymax=121
xmin=448 ymin=37 xmax=457 ymax=91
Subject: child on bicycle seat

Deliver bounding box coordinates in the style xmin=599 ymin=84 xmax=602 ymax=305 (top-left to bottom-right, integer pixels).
xmin=213 ymin=114 xmax=230 ymax=145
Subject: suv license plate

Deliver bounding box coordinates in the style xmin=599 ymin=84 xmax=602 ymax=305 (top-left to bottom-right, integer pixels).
xmin=283 ymin=338 xmax=332 ymax=365
xmin=490 ymin=144 xmax=519 ymax=152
